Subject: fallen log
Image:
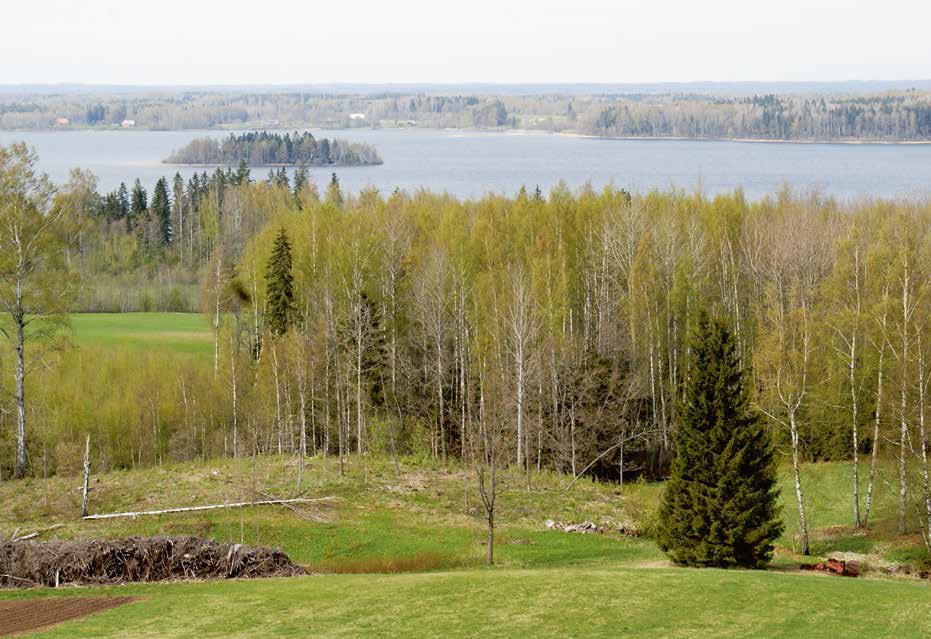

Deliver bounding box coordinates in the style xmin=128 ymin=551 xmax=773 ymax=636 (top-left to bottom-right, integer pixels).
xmin=82 ymin=497 xmax=335 ymax=520
xmin=11 ymin=524 xmax=65 ymax=542
xmin=253 ymin=490 xmax=332 ymax=523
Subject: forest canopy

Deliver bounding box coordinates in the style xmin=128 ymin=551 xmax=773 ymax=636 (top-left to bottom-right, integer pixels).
xmin=164 ymin=131 xmax=382 ymax=166
xmin=4 ymin=153 xmax=931 ymax=558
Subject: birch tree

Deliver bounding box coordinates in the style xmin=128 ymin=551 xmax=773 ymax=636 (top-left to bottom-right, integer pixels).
xmin=0 ymin=143 xmax=76 ymax=478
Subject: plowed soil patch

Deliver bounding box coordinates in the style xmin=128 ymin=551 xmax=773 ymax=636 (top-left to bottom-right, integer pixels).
xmin=0 ymin=596 xmax=134 ymax=636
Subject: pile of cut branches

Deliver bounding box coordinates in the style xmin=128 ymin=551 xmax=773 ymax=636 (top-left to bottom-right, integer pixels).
xmin=0 ymin=536 xmax=304 ymax=588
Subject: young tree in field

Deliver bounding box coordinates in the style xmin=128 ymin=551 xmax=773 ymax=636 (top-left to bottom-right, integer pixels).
xmin=265 ymin=227 xmax=295 ymax=337
xmin=473 ymin=347 xmax=508 ymax=566
xmin=657 ymin=316 xmax=782 ymax=568
xmin=0 ymin=143 xmax=76 ymax=478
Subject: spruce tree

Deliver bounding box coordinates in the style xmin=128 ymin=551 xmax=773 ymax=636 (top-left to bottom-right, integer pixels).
xmin=293 ymin=163 xmax=308 ymax=196
xmin=117 ymin=182 xmax=130 ymax=219
xmin=151 ymin=177 xmax=172 ymax=245
xmin=234 ymin=160 xmax=251 ymax=185
xmin=129 ymin=178 xmax=147 ymax=230
xmin=657 ymin=315 xmax=783 ymax=568
xmin=265 ymin=227 xmax=295 ymax=336
xmin=326 ymin=172 xmax=342 ymax=206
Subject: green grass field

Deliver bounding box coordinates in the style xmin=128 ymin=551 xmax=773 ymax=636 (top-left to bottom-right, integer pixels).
xmin=68 ymin=313 xmax=213 ymax=355
xmin=4 ymin=565 xmax=930 ymax=639
xmin=2 ymin=454 xmax=930 ymax=638
xmin=2 ymin=312 xmax=930 ymax=637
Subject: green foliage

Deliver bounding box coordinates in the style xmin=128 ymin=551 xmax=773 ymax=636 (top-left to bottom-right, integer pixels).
xmin=0 ymin=143 xmax=79 ymax=477
xmin=129 ymin=178 xmax=147 ymax=222
xmin=151 ymin=176 xmax=172 ymax=245
xmin=264 ymin=228 xmax=295 ymax=336
xmin=326 ymin=172 xmax=342 ymax=206
xmin=165 ymin=131 xmax=382 ymax=166
xmin=2 ymin=457 xmax=931 ymax=638
xmin=657 ymin=316 xmax=783 ymax=568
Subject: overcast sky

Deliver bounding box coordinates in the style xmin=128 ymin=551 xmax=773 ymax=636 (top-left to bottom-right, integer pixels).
xmin=4 ymin=0 xmax=930 ymax=85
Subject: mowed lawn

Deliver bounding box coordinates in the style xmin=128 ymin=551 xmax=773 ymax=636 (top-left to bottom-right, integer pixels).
xmin=3 ymin=566 xmax=930 ymax=638
xmin=69 ymin=313 xmax=212 ymax=355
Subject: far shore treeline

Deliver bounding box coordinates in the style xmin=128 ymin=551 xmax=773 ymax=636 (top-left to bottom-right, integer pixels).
xmin=164 ymin=131 xmax=383 ymax=167
xmin=5 ymin=89 xmax=931 ymax=143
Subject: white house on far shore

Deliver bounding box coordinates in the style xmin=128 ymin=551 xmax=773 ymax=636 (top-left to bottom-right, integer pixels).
xmin=120 ymin=119 xmax=136 ymax=128
xmin=349 ymin=113 xmax=366 ymax=120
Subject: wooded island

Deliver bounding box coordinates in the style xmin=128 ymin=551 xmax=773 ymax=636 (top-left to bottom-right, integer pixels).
xmin=164 ymin=131 xmax=382 ymax=166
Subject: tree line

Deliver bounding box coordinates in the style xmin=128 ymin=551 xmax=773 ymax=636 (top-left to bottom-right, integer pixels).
xmin=165 ymin=131 xmax=382 ymax=167
xmin=3 ymin=143 xmax=931 ymax=556
xmin=6 ymin=89 xmax=931 ymax=142
xmin=50 ymin=163 xmax=339 ymax=313
xmin=585 ymin=93 xmax=931 ymax=141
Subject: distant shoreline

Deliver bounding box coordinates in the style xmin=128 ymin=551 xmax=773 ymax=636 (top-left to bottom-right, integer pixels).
xmin=161 ymin=162 xmax=371 ymax=167
xmin=554 ymin=131 xmax=931 ymax=146
xmin=6 ymin=124 xmax=931 ymax=146
xmin=440 ymin=127 xmax=931 ymax=145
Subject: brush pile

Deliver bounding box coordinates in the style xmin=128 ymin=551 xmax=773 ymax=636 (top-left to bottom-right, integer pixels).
xmin=0 ymin=536 xmax=304 ymax=588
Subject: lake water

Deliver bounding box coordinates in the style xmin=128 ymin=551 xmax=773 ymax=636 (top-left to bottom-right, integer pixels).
xmin=1 ymin=128 xmax=931 ymax=201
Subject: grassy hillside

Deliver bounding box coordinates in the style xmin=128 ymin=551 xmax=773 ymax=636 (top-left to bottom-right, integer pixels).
xmin=0 ymin=455 xmax=662 ymax=571
xmin=3 ymin=453 xmax=923 ymax=570
xmin=1 ymin=456 xmax=930 ymax=637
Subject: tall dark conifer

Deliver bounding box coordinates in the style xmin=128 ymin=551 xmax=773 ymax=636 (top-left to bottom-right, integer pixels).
xmin=234 ymin=160 xmax=251 ymax=185
xmin=657 ymin=315 xmax=783 ymax=568
xmin=293 ymin=163 xmax=308 ymax=199
xmin=117 ymin=182 xmax=130 ymax=219
xmin=265 ymin=228 xmax=295 ymax=336
xmin=151 ymin=177 xmax=172 ymax=245
xmin=129 ymin=178 xmax=147 ymax=231
xmin=327 ymin=172 xmax=342 ymax=206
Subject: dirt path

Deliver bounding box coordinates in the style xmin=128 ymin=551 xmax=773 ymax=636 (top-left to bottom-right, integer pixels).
xmin=0 ymin=596 xmax=134 ymax=636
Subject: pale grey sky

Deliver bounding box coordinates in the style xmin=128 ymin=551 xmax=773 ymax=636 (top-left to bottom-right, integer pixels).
xmin=4 ymin=0 xmax=930 ymax=85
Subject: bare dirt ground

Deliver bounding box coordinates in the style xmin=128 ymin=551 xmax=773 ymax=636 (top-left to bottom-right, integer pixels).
xmin=0 ymin=596 xmax=134 ymax=636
